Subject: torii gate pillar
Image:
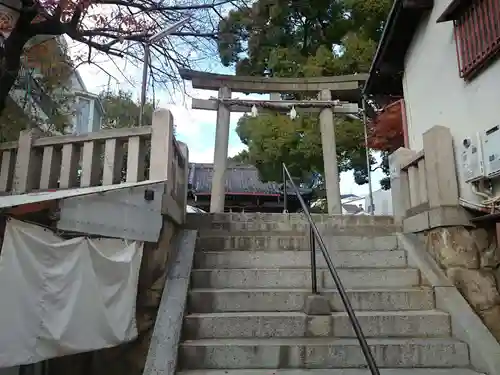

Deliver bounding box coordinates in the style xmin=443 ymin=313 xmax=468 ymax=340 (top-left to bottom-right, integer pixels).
xmin=319 ymin=89 xmax=342 ymax=214
xmin=210 ymin=86 xmax=231 ymax=212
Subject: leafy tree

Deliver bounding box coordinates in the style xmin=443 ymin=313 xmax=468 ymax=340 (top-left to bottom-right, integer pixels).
xmin=217 ymin=0 xmax=392 ymax=185
xmin=0 ymin=36 xmax=74 ymax=142
xmin=228 ymin=149 xmax=250 ymax=164
xmin=367 ymin=100 xmax=405 ymax=189
xmin=0 ymin=0 xmax=241 ymax=118
xmin=99 ymin=90 xmax=154 ymax=129
xmin=235 ymin=111 xmax=368 ymax=181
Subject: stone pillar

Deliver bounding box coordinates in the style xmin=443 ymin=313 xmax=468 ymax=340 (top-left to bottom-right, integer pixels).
xmin=177 ymin=141 xmax=189 ymax=222
xmin=210 ymin=86 xmax=231 ymax=213
xmin=423 ymin=125 xmax=469 ymax=227
xmin=150 ymin=109 xmax=174 ymax=182
xmin=423 ymin=125 xmax=459 ymax=207
xmin=318 ymin=89 xmax=342 ymax=214
xmin=389 ymin=147 xmax=416 ymax=225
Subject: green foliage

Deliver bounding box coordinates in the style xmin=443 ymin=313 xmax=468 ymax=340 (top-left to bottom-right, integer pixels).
xmin=229 ymin=149 xmax=251 ymax=163
xmin=235 ymin=111 xmax=368 ymax=182
xmin=218 ymin=0 xmax=392 ymax=184
xmin=99 ymin=90 xmax=154 ymax=129
xmin=0 ymin=39 xmax=75 ymax=142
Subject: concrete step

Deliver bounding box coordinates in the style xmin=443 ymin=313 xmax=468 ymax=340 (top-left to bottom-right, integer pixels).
xmin=178 ymin=337 xmax=470 ymax=369
xmin=187 ymin=213 xmax=397 ymax=233
xmin=196 ymin=234 xmax=399 ymax=252
xmin=178 ymin=369 xmax=485 ymax=375
xmin=193 ymin=250 xmax=407 ymax=269
xmin=182 ymin=310 xmax=450 ymax=339
xmin=190 ymin=268 xmax=420 ymax=289
xmin=187 ymin=288 xmax=435 ymax=313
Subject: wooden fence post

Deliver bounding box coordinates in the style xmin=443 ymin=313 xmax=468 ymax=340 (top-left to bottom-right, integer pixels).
xmin=0 ymin=150 xmax=16 ymax=193
xmin=13 ymin=129 xmax=42 ymax=194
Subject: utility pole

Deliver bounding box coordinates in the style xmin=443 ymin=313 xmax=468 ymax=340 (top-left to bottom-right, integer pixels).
xmin=139 ymin=17 xmax=190 ymax=126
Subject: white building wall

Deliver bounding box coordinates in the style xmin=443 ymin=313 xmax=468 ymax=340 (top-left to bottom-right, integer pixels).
xmin=402 ymin=0 xmax=500 ymax=205
xmin=367 ymin=189 xmax=393 ymax=215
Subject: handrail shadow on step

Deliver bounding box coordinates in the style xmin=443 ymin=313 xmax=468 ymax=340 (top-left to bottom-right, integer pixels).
xmin=282 ymin=163 xmax=380 ymax=375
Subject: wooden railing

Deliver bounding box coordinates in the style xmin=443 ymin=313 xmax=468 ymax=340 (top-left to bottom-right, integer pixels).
xmin=389 ymin=125 xmax=467 ymax=231
xmin=0 ymin=108 xmax=188 ymax=223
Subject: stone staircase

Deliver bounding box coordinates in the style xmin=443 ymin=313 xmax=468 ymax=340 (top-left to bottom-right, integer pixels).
xmin=178 ymin=213 xmax=485 ymax=375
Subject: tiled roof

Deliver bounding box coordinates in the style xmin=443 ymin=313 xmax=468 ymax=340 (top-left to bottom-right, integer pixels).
xmin=188 ymin=163 xmax=312 ymax=196
xmin=342 ymin=203 xmax=364 ymax=214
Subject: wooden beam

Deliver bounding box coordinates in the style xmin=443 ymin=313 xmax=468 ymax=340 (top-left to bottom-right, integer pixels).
xmin=192 ymin=98 xmax=359 ymax=114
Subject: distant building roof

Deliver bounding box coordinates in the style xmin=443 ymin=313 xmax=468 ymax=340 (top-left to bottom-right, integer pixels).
xmin=342 ymin=203 xmax=364 ymax=214
xmin=188 ymin=163 xmax=312 ymax=196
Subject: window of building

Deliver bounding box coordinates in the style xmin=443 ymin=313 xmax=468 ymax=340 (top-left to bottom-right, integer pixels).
xmin=438 ymin=0 xmax=500 ymax=80
xmin=74 ymin=97 xmax=91 ymax=134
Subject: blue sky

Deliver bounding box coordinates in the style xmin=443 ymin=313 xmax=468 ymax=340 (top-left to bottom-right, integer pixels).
xmin=76 ymin=53 xmax=383 ymax=197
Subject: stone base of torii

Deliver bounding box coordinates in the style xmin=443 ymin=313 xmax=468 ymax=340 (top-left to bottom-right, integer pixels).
xmin=179 ymin=69 xmax=367 ymax=215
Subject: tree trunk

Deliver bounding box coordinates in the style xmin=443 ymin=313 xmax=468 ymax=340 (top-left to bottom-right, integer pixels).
xmin=0 ymin=14 xmax=36 ymax=117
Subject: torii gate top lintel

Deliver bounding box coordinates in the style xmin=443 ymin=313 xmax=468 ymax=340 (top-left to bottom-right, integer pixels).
xmin=178 ymin=68 xmax=367 ymax=100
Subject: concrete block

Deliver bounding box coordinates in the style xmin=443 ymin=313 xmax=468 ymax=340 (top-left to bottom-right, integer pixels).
xmin=196 ymin=234 xmax=401 ymax=252
xmin=304 ymin=295 xmax=331 ymax=315
xmin=186 ymin=213 xmax=397 ymax=232
xmin=187 ymin=288 xmax=435 ymax=313
xmin=323 ymin=235 xmax=399 ymax=251
xmin=182 ymin=310 xmax=450 ymax=339
xmin=190 ymin=268 xmax=420 ymax=289
xmin=322 ymin=268 xmax=420 ymax=289
xmin=178 ymin=338 xmax=470 ymax=369
xmin=196 ymin=234 xmax=308 ymax=251
xmin=403 ymin=211 xmax=430 ymax=233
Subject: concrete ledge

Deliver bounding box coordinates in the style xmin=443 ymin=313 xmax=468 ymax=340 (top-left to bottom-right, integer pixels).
xmin=403 ymin=211 xmax=429 ymax=233
xmin=162 ymin=190 xmax=184 ymax=226
xmin=186 ymin=213 xmax=396 ymax=230
xmin=428 ymin=205 xmax=473 ymax=228
xmin=403 ymin=205 xmax=473 ymax=233
xmin=143 ymin=230 xmax=197 ymax=375
xmin=399 ymin=233 xmax=500 ymax=375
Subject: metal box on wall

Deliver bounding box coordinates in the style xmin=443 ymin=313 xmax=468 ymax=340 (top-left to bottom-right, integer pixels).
xmin=483 ymin=125 xmax=500 ymax=179
xmin=461 ymin=132 xmax=486 ymax=183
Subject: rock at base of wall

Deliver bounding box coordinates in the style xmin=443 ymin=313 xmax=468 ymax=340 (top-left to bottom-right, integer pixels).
xmin=421 ymin=226 xmax=500 ymax=342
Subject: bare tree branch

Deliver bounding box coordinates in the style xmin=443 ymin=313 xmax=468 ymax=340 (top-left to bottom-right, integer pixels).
xmin=0 ymin=0 xmax=250 ymax=117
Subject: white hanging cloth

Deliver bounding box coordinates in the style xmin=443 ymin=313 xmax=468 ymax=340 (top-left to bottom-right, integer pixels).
xmin=0 ymin=219 xmax=143 ymax=368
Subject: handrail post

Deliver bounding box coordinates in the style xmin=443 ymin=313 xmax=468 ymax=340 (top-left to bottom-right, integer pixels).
xmin=282 ymin=162 xmax=380 ymax=375
xmin=282 ymin=165 xmax=287 ymax=213
xmin=309 ymin=224 xmax=318 ymax=294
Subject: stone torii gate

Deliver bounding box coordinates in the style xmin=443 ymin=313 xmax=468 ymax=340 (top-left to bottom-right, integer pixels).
xmin=179 ymin=69 xmax=367 ymax=214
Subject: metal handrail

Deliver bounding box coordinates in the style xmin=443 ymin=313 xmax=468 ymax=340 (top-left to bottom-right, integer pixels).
xmin=282 ymin=163 xmax=380 ymax=375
